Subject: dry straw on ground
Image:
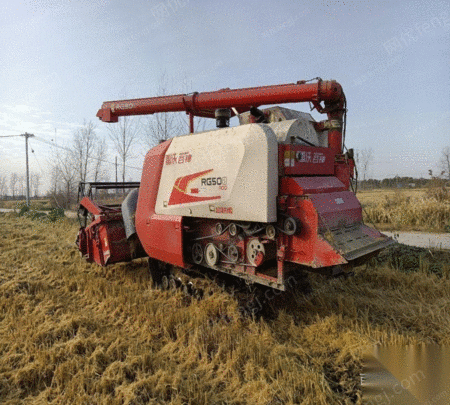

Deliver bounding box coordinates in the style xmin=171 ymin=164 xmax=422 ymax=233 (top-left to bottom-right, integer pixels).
xmin=1 ymin=213 xmax=449 ymax=404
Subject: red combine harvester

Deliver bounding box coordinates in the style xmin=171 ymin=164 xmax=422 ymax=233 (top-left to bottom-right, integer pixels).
xmin=76 ymin=79 xmax=394 ymax=292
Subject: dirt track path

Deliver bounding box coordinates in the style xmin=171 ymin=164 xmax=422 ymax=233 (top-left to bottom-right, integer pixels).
xmin=383 ymin=231 xmax=450 ymax=250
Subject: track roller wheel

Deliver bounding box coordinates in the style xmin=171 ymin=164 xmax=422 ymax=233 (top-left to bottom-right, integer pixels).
xmin=215 ymin=222 xmax=224 ymax=234
xmin=161 ymin=275 xmax=170 ymax=290
xmin=148 ymin=258 xmax=171 ymax=288
xmin=182 ymin=282 xmax=194 ymax=296
xmin=246 ymin=239 xmax=265 ymax=266
xmin=169 ymin=276 xmax=182 ymax=291
xmin=265 ymin=225 xmax=276 ymax=240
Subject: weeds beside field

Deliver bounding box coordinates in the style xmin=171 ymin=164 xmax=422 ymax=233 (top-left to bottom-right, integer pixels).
xmin=359 ymin=187 xmax=450 ymax=232
xmin=0 ymin=199 xmax=53 ymax=211
xmin=1 ymin=213 xmax=450 ymax=404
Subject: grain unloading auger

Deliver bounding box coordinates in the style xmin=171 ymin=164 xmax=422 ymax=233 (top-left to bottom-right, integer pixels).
xmin=77 ymin=79 xmax=394 ymax=291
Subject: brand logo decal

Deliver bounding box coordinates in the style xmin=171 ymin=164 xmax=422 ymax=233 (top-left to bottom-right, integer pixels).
xmin=168 ymin=169 xmax=221 ymax=206
xmin=165 ymin=151 xmax=192 ymax=165
xmin=296 ymin=151 xmax=326 ymax=164
xmin=215 ymin=207 xmax=233 ymax=214
xmin=201 ymin=177 xmax=227 ymax=186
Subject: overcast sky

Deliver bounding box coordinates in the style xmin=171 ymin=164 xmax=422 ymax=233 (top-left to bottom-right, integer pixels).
xmin=1 ymin=0 xmax=449 ymax=193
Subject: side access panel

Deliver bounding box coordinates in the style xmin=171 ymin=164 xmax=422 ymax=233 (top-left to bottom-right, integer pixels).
xmin=135 ymin=140 xmax=185 ymax=267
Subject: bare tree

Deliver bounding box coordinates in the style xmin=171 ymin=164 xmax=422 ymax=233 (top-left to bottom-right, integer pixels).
xmin=47 ymin=120 xmax=110 ymax=207
xmin=49 ymin=168 xmax=60 ymax=196
xmin=18 ymin=176 xmax=25 ymax=197
xmin=177 ymin=74 xmax=211 ymax=135
xmin=71 ymin=120 xmax=109 ymax=184
xmin=177 ymin=110 xmax=211 ymax=135
xmin=0 ymin=176 xmax=7 ymax=199
xmin=73 ymin=120 xmax=97 ymax=183
xmin=146 ymin=110 xmax=181 ymax=146
xmin=30 ymin=173 xmax=41 ymax=198
xmin=10 ymin=173 xmax=18 ymax=199
xmin=93 ymin=137 xmax=108 ymax=182
xmin=107 ymin=116 xmax=140 ymax=183
xmin=144 ymin=73 xmax=182 ymax=148
xmin=355 ymin=148 xmax=374 ymax=184
xmin=50 ymin=144 xmax=77 ymax=208
xmin=440 ymin=147 xmax=450 ymax=181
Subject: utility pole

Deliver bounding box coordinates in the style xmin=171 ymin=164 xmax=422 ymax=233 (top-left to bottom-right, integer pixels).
xmin=24 ymin=133 xmax=34 ymax=206
xmin=0 ymin=132 xmax=35 ymax=206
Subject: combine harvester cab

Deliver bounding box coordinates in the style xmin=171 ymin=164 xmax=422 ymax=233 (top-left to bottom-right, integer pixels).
xmin=77 ymin=79 xmax=394 ymax=292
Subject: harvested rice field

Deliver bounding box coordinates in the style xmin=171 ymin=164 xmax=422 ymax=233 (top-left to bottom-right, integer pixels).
xmin=1 ymin=212 xmax=450 ymax=404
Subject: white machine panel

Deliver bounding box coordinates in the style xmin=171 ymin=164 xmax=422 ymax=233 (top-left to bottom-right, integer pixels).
xmin=155 ymin=124 xmax=278 ymax=223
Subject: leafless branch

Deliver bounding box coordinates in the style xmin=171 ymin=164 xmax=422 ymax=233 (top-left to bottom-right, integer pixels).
xmin=107 ymin=116 xmax=140 ymax=183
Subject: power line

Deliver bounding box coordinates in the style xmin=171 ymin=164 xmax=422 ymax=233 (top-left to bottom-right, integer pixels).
xmin=32 ymin=135 xmax=143 ymax=171
xmin=33 ymin=134 xmax=72 ymax=153
xmin=28 ymin=139 xmax=46 ymax=176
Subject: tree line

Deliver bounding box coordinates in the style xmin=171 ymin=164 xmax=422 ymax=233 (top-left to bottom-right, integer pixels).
xmin=0 ymin=74 xmax=211 ymax=208
xmin=358 ymin=177 xmax=438 ymax=190
xmin=48 ymin=115 xmax=178 ymax=208
xmin=354 ymin=147 xmax=450 ymax=190
xmin=0 ymin=113 xmax=206 ymax=208
xmin=0 ymin=173 xmax=41 ymax=200
xmin=49 ymin=73 xmax=211 ymax=208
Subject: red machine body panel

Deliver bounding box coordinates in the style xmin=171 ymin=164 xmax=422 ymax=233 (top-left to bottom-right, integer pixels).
xmin=279 ymin=145 xmax=335 ymax=176
xmin=334 ymin=160 xmax=354 ymax=190
xmin=278 ymin=176 xmax=391 ymax=270
xmin=280 ymin=176 xmax=347 ymax=195
xmin=279 ymin=197 xmax=346 ymax=268
xmin=135 ymin=140 xmax=185 ymax=267
xmin=309 ymin=190 xmax=363 ymax=231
